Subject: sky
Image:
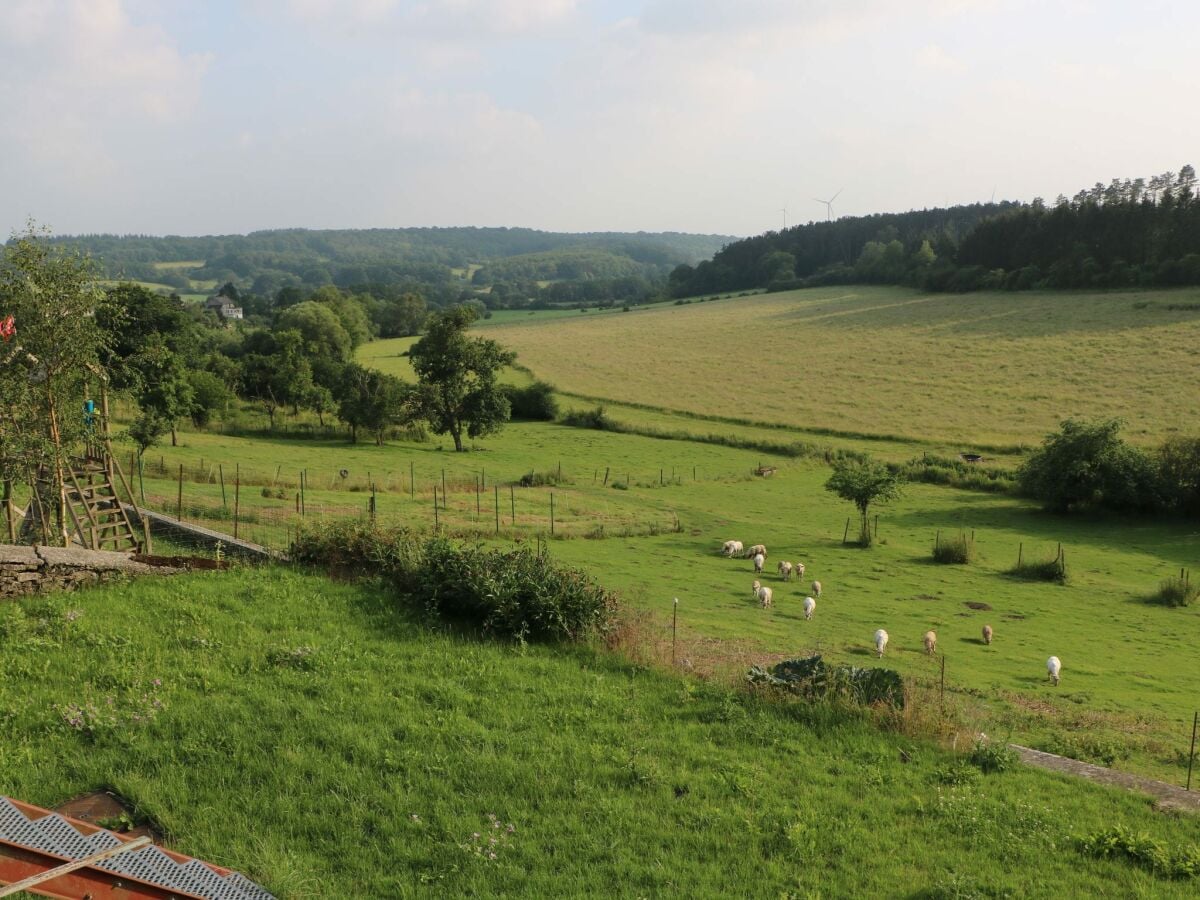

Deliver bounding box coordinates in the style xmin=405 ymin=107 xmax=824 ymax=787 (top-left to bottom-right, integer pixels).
xmin=0 ymin=0 xmax=1196 ymax=238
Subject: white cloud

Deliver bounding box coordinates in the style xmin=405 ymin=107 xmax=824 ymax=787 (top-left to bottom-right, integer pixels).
xmin=915 ymin=43 xmax=964 ymax=71
xmin=275 ymin=0 xmax=579 ymax=38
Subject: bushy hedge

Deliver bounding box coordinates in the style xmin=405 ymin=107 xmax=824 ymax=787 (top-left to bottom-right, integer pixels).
xmin=503 ymin=381 xmax=559 ymax=421
xmin=1020 ymin=420 xmax=1200 ymax=517
xmin=291 ymin=521 xmax=617 ymax=642
xmin=747 ymin=655 xmax=905 ymax=709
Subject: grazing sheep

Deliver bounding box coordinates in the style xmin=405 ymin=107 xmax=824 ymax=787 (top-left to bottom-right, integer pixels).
xmin=794 ymin=562 xmax=805 ymax=580
xmin=874 ymin=629 xmax=889 ymax=658
xmin=752 ymin=553 xmax=765 ymax=574
xmin=982 ymin=624 xmax=993 ymax=645
xmin=752 ymin=580 xmax=773 ymax=608
xmin=811 ymin=580 xmax=822 ymax=598
xmin=721 ymin=540 xmax=744 ymax=557
xmin=1047 ymin=656 xmax=1062 ymax=686
xmin=923 ymin=630 xmax=937 ymax=656
xmin=777 ymin=560 xmax=794 ymax=581
xmin=803 ymin=596 xmax=816 ymax=620
xmin=746 ymin=544 xmax=767 ymax=559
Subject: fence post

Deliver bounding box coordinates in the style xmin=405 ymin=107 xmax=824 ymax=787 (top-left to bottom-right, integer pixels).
xmin=510 ymin=485 xmax=516 ymax=525
xmin=476 ymin=476 xmax=481 ymax=519
xmin=370 ymin=483 xmax=377 ymax=524
xmin=842 ymin=518 xmax=850 ymax=544
xmin=482 ymin=467 xmax=486 ymax=490
xmin=410 ymin=461 xmax=415 ymax=499
xmin=672 ymin=597 xmax=678 ymax=665
xmin=442 ymin=469 xmax=447 ymax=505
xmin=219 ymin=464 xmax=227 ymax=509
xmin=301 ymin=469 xmax=306 ymax=516
xmin=550 ymin=492 xmax=555 ymax=536
xmin=603 ymin=467 xmax=609 ymax=486
xmin=1188 ymin=711 xmax=1198 ymax=791
xmin=176 ymin=464 xmax=184 ymax=521
xmin=234 ymin=464 xmax=240 ymax=540
xmin=434 ymin=487 xmax=439 ymax=529
xmin=138 ymin=456 xmax=146 ymax=504
xmin=1017 ymin=542 xmax=1023 ymax=567
xmin=494 ymin=485 xmax=500 ymax=534
xmin=693 ymin=466 xmax=696 ymax=481
xmin=660 ymin=468 xmax=663 ymax=485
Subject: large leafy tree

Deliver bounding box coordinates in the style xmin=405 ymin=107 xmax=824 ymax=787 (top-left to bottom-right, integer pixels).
xmin=824 ymin=458 xmax=902 ymax=546
xmin=0 ymin=227 xmax=113 ymax=543
xmin=336 ymin=363 xmax=414 ymax=444
xmin=241 ymin=329 xmax=315 ymax=428
xmin=408 ymin=306 xmax=515 ymax=452
xmin=1018 ymin=419 xmax=1158 ymax=513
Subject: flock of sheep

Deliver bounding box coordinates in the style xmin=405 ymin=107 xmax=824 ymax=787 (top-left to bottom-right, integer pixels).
xmin=720 ymin=539 xmax=1064 ymax=686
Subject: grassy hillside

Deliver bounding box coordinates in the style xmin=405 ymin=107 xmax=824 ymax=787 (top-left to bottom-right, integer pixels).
xmin=94 ymin=418 xmax=1200 ymax=783
xmin=2 ymin=569 xmax=1197 ymax=897
xmin=480 ymin=286 xmax=1200 ymax=448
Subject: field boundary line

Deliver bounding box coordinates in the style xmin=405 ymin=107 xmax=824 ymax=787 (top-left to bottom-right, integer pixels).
xmin=1010 ymin=744 xmax=1200 ymax=813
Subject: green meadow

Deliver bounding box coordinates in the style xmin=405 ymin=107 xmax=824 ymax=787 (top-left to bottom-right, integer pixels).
xmin=2 ymin=570 xmax=1197 ymax=897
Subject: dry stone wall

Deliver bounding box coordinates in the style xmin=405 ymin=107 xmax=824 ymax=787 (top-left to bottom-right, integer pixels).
xmin=0 ymin=544 xmax=185 ymax=599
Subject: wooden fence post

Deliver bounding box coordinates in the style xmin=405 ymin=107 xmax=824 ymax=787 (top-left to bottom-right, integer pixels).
xmin=494 ymin=485 xmax=500 ymax=534
xmin=176 ymin=464 xmax=184 ymax=521
xmin=234 ymin=464 xmax=240 ymax=540
xmin=433 ymin=487 xmax=439 ymax=529
xmin=476 ymin=475 xmax=481 ymax=519
xmin=219 ymin=463 xmax=227 ymax=508
xmin=510 ymin=485 xmax=516 ymax=525
xmin=603 ymin=467 xmax=609 ymax=486
xmin=410 ymin=461 xmax=415 ymax=499
xmin=842 ymin=518 xmax=850 ymax=544
xmin=1188 ymin=711 xmax=1198 ymax=791
xmin=550 ymin=492 xmax=555 ymax=535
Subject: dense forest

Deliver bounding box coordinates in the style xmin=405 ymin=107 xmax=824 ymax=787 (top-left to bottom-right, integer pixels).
xmin=45 ymin=227 xmax=732 ymax=310
xmin=668 ymin=166 xmax=1200 ymax=296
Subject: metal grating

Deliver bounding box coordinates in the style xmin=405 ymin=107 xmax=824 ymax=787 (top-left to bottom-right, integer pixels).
xmin=0 ymin=797 xmax=276 ymax=900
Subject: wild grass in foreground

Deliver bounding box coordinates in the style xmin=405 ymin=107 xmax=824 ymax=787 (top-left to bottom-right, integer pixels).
xmin=1 ymin=569 xmax=1198 ymax=897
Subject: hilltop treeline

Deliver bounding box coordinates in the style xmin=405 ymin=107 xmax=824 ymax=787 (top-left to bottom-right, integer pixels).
xmin=668 ymin=166 xmax=1200 ymax=296
xmin=45 ymin=227 xmax=732 ymax=309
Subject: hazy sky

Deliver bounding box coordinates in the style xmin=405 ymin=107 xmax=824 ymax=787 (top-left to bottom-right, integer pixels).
xmin=1 ymin=0 xmax=1195 ymax=237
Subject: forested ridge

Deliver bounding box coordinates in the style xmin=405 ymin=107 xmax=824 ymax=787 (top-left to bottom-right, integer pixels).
xmin=41 ymin=226 xmax=732 ymax=308
xmin=669 ymin=166 xmax=1200 ymax=296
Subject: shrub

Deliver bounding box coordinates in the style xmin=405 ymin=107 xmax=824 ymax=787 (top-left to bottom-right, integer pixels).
xmin=748 ymin=655 xmax=905 ymax=709
xmin=968 ymin=736 xmax=1016 ymax=774
xmin=1038 ymin=733 xmax=1131 ymax=767
xmin=932 ymin=532 xmax=974 ymax=564
xmin=1148 ymin=575 xmax=1197 ymax=608
xmin=291 ymin=521 xmax=617 ymax=642
xmin=1017 ymin=419 xmax=1159 ymax=514
xmin=503 ymin=381 xmax=559 ymax=421
xmin=1079 ymin=826 xmax=1200 ymax=879
xmin=559 ymin=405 xmax=613 ymax=430
xmin=1008 ymin=556 xmax=1067 ymax=584
xmin=518 ymin=469 xmax=571 ymax=488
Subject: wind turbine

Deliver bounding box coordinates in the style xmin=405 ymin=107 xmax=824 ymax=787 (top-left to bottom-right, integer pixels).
xmin=813 ymin=188 xmax=843 ymax=222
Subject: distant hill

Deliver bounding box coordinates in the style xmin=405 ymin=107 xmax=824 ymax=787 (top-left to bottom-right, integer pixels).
xmin=669 ymin=165 xmax=1199 ymax=296
xmin=46 ymin=227 xmax=735 ymax=303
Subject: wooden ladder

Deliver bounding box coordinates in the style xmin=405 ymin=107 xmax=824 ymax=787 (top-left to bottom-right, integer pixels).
xmin=63 ymin=457 xmax=140 ymax=552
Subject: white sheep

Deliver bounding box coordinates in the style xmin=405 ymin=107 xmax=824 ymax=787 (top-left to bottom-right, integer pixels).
xmin=1047 ymin=656 xmax=1062 ymax=686
xmin=803 ymin=596 xmax=816 ymax=620
xmin=794 ymin=561 xmax=806 ymax=580
xmin=721 ymin=540 xmax=743 ymax=557
xmin=752 ymin=553 xmax=765 ymax=574
xmin=777 ymin=560 xmax=794 ymax=581
xmin=923 ymin=630 xmax=937 ymax=656
xmin=874 ymin=629 xmax=889 ymax=658
xmin=811 ymin=580 xmax=822 ymax=598
xmin=746 ymin=544 xmax=767 ymax=559
xmin=752 ymin=580 xmax=773 ymax=608
xmin=982 ymin=624 xmax=993 ymax=645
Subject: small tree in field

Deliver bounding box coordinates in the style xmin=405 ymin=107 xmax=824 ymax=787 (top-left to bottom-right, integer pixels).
xmin=409 ymin=306 xmax=516 ymax=452
xmin=824 ymin=458 xmax=902 ymax=546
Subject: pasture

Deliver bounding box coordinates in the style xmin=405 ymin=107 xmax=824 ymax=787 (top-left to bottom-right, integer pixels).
xmin=114 ymin=412 xmax=1200 ymax=783
xmin=478 ymin=285 xmax=1200 ymax=448
xmin=2 ymin=569 xmax=1198 ymax=897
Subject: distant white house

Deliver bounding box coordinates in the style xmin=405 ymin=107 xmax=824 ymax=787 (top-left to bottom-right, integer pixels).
xmin=204 ymin=295 xmax=243 ymax=321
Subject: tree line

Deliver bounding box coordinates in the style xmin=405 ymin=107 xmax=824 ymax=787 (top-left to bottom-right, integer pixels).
xmin=668 ymin=165 xmax=1199 ymax=297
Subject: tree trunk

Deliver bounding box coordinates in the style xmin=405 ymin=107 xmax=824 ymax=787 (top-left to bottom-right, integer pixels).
xmin=170 ymin=425 xmax=178 ymax=446
xmin=350 ymin=425 xmax=358 ymax=444
xmin=450 ymin=421 xmax=464 ymax=452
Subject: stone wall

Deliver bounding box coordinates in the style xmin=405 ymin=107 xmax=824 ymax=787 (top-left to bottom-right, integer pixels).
xmin=0 ymin=544 xmax=185 ymax=599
